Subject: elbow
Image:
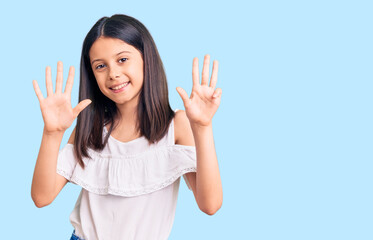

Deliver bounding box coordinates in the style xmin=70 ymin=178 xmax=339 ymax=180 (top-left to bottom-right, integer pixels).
xmin=199 ymin=200 xmax=223 ymax=216
xmin=34 ymin=200 xmax=51 ymax=208
xmin=198 ymin=192 xmax=223 ymax=216
xmin=31 ymin=193 xmax=52 ymax=208
xmin=201 ymin=204 xmax=221 ymax=216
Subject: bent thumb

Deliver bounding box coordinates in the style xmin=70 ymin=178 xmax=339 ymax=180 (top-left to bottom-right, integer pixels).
xmin=73 ymin=99 xmax=92 ymax=118
xmin=176 ymin=87 xmax=190 ymax=107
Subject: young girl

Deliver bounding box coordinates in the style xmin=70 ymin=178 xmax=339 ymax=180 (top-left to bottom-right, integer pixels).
xmin=31 ymin=14 xmax=223 ymax=240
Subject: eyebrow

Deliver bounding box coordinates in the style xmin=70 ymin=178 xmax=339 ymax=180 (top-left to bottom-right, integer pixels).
xmin=91 ymin=51 xmax=132 ymax=65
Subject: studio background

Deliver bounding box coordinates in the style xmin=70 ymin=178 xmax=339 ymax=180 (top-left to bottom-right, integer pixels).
xmin=0 ymin=0 xmax=372 ymax=239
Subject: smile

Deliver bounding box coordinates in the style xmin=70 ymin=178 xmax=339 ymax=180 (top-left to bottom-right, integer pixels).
xmin=111 ymin=82 xmax=130 ymax=90
xmin=110 ymin=82 xmax=130 ymax=93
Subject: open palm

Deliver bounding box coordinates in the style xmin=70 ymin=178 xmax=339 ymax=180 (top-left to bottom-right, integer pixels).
xmin=176 ymin=55 xmax=222 ymax=126
xmin=32 ymin=61 xmax=92 ymax=134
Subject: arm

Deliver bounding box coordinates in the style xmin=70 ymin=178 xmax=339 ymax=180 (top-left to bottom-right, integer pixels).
xmin=176 ymin=54 xmax=223 ymax=215
xmin=31 ymin=129 xmax=74 ymax=208
xmin=31 ymin=62 xmax=91 ymax=208
xmin=175 ymin=110 xmax=223 ymax=215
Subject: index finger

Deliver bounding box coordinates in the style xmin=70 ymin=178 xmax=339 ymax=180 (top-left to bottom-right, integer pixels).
xmin=64 ymin=66 xmax=75 ymax=95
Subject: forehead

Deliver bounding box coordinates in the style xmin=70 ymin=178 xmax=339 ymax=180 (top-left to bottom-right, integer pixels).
xmin=89 ymin=37 xmax=139 ymax=59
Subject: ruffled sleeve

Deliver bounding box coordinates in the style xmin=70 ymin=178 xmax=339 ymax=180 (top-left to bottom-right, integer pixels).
xmin=56 ymin=143 xmax=197 ymax=197
xmin=176 ymin=145 xmax=196 ymax=191
xmin=56 ymin=144 xmax=78 ymax=181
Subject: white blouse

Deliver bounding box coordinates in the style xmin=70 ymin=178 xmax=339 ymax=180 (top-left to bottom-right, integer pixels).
xmin=56 ymin=112 xmax=197 ymax=240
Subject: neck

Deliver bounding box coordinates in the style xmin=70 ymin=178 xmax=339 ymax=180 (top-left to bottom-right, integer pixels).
xmin=114 ymin=98 xmax=139 ymax=130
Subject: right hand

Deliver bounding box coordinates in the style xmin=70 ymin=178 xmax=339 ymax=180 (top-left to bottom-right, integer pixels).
xmin=32 ymin=61 xmax=92 ymax=135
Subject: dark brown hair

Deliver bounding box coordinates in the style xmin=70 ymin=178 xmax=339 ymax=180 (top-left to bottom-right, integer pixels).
xmin=74 ymin=14 xmax=175 ymax=169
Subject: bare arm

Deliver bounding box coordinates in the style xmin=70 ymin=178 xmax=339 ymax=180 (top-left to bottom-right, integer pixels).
xmin=175 ymin=111 xmax=223 ymax=216
xmin=30 ymin=61 xmax=91 ymax=208
xmin=31 ymin=129 xmax=72 ymax=208
xmin=176 ymin=55 xmax=223 ymax=215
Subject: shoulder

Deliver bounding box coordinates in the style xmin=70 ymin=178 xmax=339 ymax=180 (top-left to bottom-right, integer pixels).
xmin=174 ymin=110 xmax=195 ymax=146
xmin=67 ymin=127 xmax=76 ymax=144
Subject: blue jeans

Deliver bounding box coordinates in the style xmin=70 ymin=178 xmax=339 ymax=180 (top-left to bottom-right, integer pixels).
xmin=70 ymin=230 xmax=85 ymax=240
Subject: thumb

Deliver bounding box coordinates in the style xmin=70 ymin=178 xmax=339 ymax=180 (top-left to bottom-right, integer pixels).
xmin=212 ymin=88 xmax=222 ymax=98
xmin=73 ymin=99 xmax=92 ymax=118
xmin=176 ymin=87 xmax=190 ymax=107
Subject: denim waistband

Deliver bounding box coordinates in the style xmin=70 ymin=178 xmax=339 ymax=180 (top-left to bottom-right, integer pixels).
xmin=70 ymin=230 xmax=85 ymax=240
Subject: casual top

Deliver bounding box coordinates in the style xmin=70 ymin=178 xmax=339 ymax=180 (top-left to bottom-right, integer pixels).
xmin=56 ymin=110 xmax=197 ymax=240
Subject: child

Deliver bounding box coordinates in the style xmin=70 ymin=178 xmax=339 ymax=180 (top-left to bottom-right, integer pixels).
xmin=31 ymin=14 xmax=223 ymax=240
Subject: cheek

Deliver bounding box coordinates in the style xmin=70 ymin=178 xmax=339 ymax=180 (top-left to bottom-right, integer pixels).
xmin=135 ymin=65 xmax=144 ymax=82
xmin=94 ymin=74 xmax=107 ymax=90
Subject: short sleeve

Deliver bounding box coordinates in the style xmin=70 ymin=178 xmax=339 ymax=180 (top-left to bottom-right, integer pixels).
xmin=56 ymin=144 xmax=78 ymax=182
xmin=54 ymin=142 xmax=197 ymax=197
xmin=173 ymin=109 xmax=196 ymax=191
xmin=171 ymin=145 xmax=197 ymax=191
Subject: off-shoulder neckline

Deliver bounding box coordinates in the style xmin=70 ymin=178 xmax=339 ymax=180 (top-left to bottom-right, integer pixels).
xmin=103 ymin=125 xmax=146 ymax=145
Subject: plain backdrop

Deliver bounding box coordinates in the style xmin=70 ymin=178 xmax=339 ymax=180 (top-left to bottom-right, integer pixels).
xmin=1 ymin=0 xmax=372 ymax=239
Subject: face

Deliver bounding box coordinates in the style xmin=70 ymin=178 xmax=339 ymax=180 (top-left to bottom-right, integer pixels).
xmin=89 ymin=37 xmax=144 ymax=107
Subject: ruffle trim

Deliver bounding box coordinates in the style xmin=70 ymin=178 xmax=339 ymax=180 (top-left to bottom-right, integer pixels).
xmin=57 ymin=144 xmax=197 ymax=197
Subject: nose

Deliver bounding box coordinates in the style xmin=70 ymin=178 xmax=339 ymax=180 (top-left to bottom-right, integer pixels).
xmin=109 ymin=65 xmax=121 ymax=80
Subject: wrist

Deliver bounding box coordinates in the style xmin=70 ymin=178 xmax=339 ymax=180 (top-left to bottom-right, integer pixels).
xmin=43 ymin=128 xmax=65 ymax=138
xmin=190 ymin=122 xmax=212 ymax=132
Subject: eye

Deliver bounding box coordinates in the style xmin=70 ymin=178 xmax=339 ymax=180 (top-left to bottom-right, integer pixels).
xmin=95 ymin=64 xmax=105 ymax=70
xmin=119 ymin=58 xmax=128 ymax=63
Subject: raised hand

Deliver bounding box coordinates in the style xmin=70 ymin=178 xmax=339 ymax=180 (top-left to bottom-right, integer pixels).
xmin=176 ymin=54 xmax=222 ymax=127
xmin=32 ymin=61 xmax=92 ymax=134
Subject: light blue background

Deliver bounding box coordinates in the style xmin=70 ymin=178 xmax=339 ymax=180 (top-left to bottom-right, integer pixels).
xmin=0 ymin=0 xmax=372 ymax=239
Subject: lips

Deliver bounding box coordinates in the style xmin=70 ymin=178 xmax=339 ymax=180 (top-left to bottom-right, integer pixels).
xmin=109 ymin=81 xmax=130 ymax=90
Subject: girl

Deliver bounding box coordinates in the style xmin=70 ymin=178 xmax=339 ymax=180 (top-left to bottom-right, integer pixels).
xmin=31 ymin=14 xmax=223 ymax=240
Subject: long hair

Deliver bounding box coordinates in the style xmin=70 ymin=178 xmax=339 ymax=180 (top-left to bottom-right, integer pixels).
xmin=74 ymin=14 xmax=175 ymax=169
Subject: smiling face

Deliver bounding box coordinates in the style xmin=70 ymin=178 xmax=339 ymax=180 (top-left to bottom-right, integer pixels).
xmin=89 ymin=37 xmax=144 ymax=108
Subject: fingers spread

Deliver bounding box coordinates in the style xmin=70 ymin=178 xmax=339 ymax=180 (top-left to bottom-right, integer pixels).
xmin=201 ymin=54 xmax=210 ymax=86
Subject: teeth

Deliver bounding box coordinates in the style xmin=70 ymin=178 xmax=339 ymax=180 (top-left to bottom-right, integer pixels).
xmin=112 ymin=82 xmax=129 ymax=90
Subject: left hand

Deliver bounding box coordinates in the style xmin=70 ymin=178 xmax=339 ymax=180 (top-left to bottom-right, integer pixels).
xmin=176 ymin=54 xmax=222 ymax=127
